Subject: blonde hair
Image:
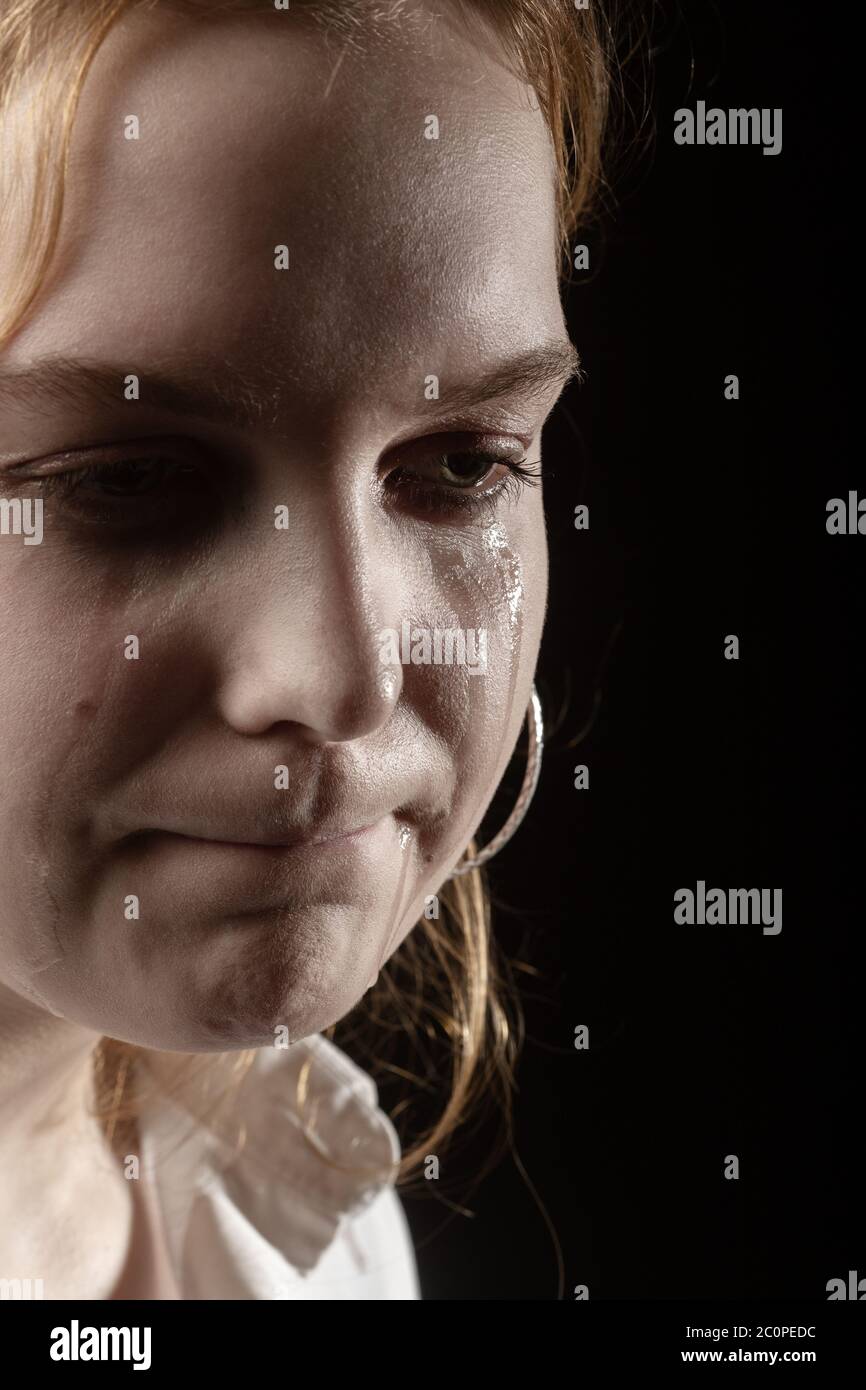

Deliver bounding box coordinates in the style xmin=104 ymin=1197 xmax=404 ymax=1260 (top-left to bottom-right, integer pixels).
xmin=0 ymin=0 xmax=621 ymax=1182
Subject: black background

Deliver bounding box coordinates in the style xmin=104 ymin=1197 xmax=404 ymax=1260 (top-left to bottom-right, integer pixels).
xmin=400 ymin=0 xmax=863 ymax=1300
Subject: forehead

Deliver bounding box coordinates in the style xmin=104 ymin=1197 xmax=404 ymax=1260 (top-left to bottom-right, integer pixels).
xmin=2 ymin=5 xmax=563 ymax=406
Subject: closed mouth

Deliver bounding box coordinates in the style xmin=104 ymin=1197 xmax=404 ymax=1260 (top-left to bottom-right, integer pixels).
xmin=143 ymin=819 xmax=386 ymax=852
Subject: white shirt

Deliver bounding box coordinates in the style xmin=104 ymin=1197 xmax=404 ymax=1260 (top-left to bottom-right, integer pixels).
xmin=135 ymin=1034 xmax=421 ymax=1299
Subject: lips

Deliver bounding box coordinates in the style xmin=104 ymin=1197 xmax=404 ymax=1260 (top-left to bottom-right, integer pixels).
xmin=152 ymin=819 xmax=386 ymax=850
xmin=117 ymin=815 xmax=403 ymax=917
xmin=94 ymin=744 xmax=454 ymax=854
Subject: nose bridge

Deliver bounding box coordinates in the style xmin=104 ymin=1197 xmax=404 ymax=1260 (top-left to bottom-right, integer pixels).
xmin=215 ymin=478 xmax=403 ymax=741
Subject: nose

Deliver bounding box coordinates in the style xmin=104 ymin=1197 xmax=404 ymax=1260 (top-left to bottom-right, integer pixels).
xmin=213 ymin=485 xmax=404 ymax=744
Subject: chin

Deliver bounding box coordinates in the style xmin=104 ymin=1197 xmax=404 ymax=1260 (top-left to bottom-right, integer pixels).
xmin=59 ymin=901 xmax=387 ymax=1052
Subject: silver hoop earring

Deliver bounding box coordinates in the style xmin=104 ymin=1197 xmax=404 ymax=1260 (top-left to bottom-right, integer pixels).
xmin=449 ymin=684 xmax=544 ymax=877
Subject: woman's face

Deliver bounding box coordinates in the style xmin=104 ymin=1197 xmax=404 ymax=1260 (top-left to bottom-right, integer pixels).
xmin=0 ymin=4 xmax=573 ymax=1049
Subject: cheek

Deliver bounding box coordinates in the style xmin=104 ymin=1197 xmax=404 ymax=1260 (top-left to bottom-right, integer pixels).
xmin=0 ymin=545 xmax=169 ymax=797
xmin=390 ymin=500 xmax=547 ymax=907
xmin=0 ymin=550 xmax=110 ymax=825
xmin=0 ymin=546 xmax=173 ymax=983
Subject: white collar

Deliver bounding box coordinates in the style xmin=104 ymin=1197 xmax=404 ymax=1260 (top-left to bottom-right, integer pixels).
xmin=135 ymin=1034 xmax=402 ymax=1296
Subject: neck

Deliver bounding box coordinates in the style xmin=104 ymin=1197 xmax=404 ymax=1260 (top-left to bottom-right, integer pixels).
xmin=0 ymin=979 xmax=98 ymax=1131
xmin=0 ymin=980 xmax=134 ymax=1299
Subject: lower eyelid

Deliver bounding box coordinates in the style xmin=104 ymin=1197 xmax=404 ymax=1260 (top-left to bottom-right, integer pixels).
xmin=389 ymin=468 xmax=530 ymax=520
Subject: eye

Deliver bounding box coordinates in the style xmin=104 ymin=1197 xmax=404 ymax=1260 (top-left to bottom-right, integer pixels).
xmin=71 ymin=456 xmax=193 ymax=497
xmin=417 ymin=452 xmax=508 ymax=489
xmin=14 ymin=453 xmax=209 ymax=534
xmin=384 ymin=442 xmax=543 ymax=519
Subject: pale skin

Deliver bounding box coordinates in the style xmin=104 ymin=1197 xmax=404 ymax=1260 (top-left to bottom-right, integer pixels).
xmin=0 ymin=3 xmax=576 ymax=1297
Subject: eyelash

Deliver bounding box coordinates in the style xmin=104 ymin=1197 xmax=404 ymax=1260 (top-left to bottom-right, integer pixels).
xmin=22 ymin=451 xmax=544 ymax=526
xmin=387 ymin=455 xmax=543 ymax=518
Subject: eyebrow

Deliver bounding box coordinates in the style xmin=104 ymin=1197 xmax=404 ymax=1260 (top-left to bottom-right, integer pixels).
xmin=0 ymin=340 xmax=582 ymax=434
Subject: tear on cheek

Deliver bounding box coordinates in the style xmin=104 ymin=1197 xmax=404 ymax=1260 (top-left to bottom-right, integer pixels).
xmin=481 ymin=521 xmax=526 ymax=637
